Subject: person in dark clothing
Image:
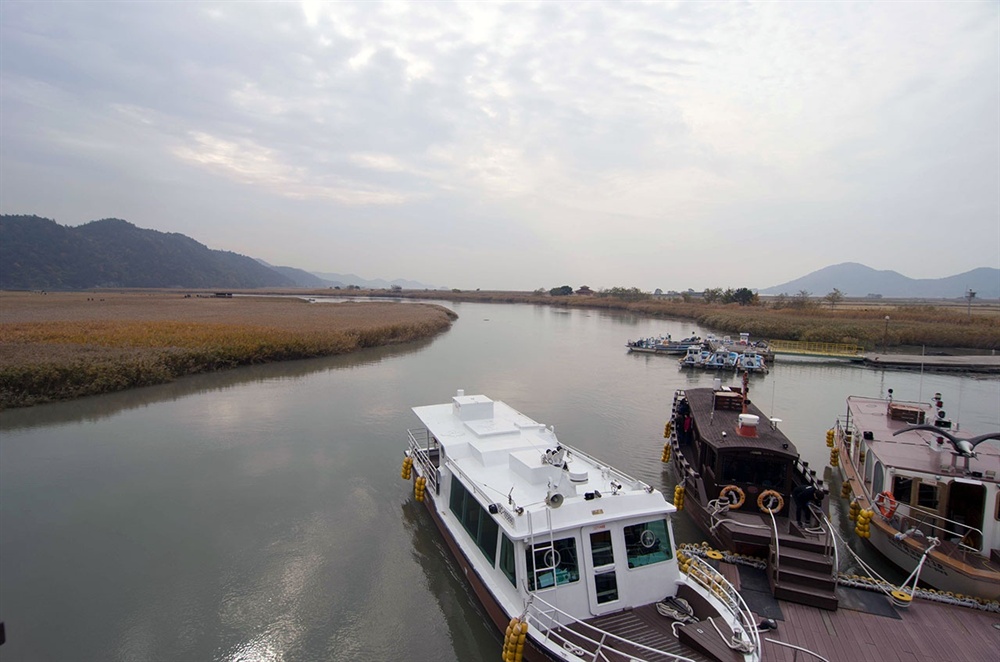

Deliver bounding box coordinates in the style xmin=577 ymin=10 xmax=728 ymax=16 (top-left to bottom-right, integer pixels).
xmin=792 ymin=484 xmax=820 ymax=525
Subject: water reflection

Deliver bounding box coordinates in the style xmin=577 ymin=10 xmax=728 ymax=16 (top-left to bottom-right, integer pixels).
xmin=0 ymin=300 xmax=995 ymax=662
xmin=399 ymin=501 xmax=499 ymax=661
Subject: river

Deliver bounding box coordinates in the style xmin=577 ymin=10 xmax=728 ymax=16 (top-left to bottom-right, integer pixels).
xmin=1 ymin=299 xmax=997 ymax=661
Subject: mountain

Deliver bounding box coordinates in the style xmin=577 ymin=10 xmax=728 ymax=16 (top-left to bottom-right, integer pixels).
xmin=760 ymin=262 xmax=1000 ymax=299
xmin=310 ymin=271 xmax=443 ymax=290
xmin=254 ymin=260 xmax=338 ymax=288
xmin=0 ymin=215 xmax=296 ymax=290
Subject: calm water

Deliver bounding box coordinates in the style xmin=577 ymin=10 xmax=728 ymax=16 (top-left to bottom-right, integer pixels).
xmin=2 ymin=300 xmax=997 ymax=661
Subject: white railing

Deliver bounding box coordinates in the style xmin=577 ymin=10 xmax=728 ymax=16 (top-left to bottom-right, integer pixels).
xmin=524 ymin=593 xmax=698 ymax=662
xmin=684 ymin=555 xmax=761 ymax=656
xmin=406 ymin=427 xmax=440 ymax=496
xmin=519 ymin=555 xmax=759 ymax=661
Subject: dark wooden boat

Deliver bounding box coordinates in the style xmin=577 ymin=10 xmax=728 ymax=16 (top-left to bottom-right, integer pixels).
xmin=666 ymin=375 xmax=839 ymax=610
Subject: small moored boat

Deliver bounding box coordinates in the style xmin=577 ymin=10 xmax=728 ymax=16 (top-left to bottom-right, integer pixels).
xmin=404 ymin=390 xmax=762 ymax=661
xmin=678 ymin=345 xmax=710 ymax=368
xmin=834 ymin=390 xmax=1000 ymax=601
xmin=735 ymin=352 xmax=768 ymax=374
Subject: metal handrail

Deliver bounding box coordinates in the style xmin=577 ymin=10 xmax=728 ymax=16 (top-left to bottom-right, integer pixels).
xmin=525 ymin=558 xmax=759 ymax=662
xmin=764 ymin=638 xmax=830 ymax=661
xmin=406 ymin=427 xmax=440 ymax=495
xmin=809 ymin=503 xmax=839 ymax=581
xmin=768 ymin=340 xmax=862 ymax=357
xmin=892 ymin=505 xmax=986 ymax=554
xmin=767 ymin=508 xmax=781 ymax=587
xmin=685 ymin=555 xmax=761 ymax=655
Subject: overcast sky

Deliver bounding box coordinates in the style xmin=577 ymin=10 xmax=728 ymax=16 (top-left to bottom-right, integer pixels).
xmin=2 ymin=1 xmax=997 ymax=291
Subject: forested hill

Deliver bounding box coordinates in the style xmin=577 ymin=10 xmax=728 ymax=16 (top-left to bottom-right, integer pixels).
xmin=0 ymin=215 xmax=296 ymax=290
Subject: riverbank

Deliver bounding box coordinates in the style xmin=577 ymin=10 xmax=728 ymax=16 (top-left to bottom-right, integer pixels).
xmin=0 ymin=291 xmax=457 ymax=409
xmin=331 ymin=289 xmax=999 ymax=352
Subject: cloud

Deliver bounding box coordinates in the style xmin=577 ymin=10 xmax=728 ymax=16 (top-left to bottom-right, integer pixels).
xmin=1 ymin=0 xmax=997 ymax=290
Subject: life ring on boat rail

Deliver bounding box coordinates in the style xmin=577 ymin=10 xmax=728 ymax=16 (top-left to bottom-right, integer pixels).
xmin=757 ymin=490 xmax=784 ymax=514
xmin=875 ymin=491 xmax=899 ymax=518
xmin=719 ymin=485 xmax=746 ymax=509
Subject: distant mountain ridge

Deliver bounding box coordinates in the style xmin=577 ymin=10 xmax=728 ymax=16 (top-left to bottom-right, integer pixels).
xmin=0 ymin=215 xmax=295 ymax=290
xmin=760 ymin=262 xmax=999 ymax=299
xmin=0 ymin=215 xmax=443 ymax=291
xmin=309 ymin=271 xmax=441 ymax=290
xmin=2 ymin=216 xmax=992 ymax=296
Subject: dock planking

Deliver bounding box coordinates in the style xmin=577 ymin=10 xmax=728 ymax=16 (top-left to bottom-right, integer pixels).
xmin=731 ymin=570 xmax=1000 ymax=662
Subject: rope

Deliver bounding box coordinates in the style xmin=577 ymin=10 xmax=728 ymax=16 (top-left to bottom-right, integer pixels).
xmin=656 ymin=596 xmax=698 ymax=623
xmin=710 ymin=616 xmax=756 ymax=654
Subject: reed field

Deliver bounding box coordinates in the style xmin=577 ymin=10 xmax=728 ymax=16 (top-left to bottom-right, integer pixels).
xmin=0 ymin=291 xmax=456 ymax=409
xmin=357 ymin=289 xmax=1000 ymax=351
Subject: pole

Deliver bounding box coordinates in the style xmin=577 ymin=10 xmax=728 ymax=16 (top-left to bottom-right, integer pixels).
xmin=882 ymin=316 xmax=890 ymax=353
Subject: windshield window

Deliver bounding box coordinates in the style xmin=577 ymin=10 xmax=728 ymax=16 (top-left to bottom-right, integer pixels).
xmin=525 ymin=537 xmax=579 ymax=590
xmin=625 ymin=519 xmax=672 ymax=568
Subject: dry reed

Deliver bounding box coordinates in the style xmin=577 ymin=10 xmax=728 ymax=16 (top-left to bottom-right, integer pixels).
xmin=0 ymin=292 xmax=456 ymax=408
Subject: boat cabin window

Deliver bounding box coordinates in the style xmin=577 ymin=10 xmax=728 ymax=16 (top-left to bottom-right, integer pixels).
xmin=719 ymin=454 xmax=786 ymax=489
xmin=624 ymin=519 xmax=672 ymax=568
xmin=589 ymin=530 xmax=619 ymax=604
xmin=449 ymin=475 xmax=499 ymax=565
xmin=526 ymin=538 xmax=580 ymax=591
xmin=870 ymin=461 xmax=884 ymax=494
xmin=917 ymin=482 xmax=939 ymax=511
xmin=892 ymin=476 xmax=914 ymax=505
xmin=499 ymin=535 xmax=516 ymax=586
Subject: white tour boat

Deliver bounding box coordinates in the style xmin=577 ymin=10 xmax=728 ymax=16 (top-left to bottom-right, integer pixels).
xmin=834 ymin=390 xmax=1000 ymax=601
xmin=403 ymin=390 xmax=761 ymax=662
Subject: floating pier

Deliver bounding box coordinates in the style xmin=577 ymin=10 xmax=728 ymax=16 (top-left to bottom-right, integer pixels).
xmin=862 ymin=353 xmax=1000 ymax=374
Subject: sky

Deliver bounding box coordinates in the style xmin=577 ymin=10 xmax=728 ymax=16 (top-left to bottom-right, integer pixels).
xmin=1 ymin=1 xmax=998 ymax=292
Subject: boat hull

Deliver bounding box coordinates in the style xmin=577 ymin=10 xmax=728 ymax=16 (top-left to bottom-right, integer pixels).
xmin=866 ymin=521 xmax=1000 ymax=600
xmin=415 ymin=478 xmax=555 ymax=661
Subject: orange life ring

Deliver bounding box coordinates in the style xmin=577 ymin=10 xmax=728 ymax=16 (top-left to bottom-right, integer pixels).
xmin=757 ymin=489 xmax=784 ymax=514
xmin=875 ymin=491 xmax=898 ymax=518
xmin=719 ymin=485 xmax=745 ymax=509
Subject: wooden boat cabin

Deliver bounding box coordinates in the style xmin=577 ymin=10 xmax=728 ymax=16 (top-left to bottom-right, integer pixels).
xmin=668 ymin=381 xmax=838 ymax=610
xmin=835 ymin=392 xmax=1000 ymax=601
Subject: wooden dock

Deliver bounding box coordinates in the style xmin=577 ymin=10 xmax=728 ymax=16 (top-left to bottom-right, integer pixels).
xmin=862 ymin=353 xmax=1000 ymax=374
xmin=714 ymin=561 xmax=1000 ymax=662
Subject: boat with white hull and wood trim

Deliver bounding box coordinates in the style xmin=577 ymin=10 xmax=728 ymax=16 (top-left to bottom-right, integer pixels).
xmin=834 ymin=390 xmax=1000 ymax=601
xmin=403 ymin=390 xmax=761 ymax=662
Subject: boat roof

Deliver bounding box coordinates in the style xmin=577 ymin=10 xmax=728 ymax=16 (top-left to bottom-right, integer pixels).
xmin=680 ymin=387 xmax=798 ymax=459
xmin=845 ymin=396 xmax=1000 ymax=483
xmin=412 ymin=393 xmax=673 ymax=538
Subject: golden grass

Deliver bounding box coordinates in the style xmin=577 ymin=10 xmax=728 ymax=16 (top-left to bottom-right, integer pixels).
xmin=0 ymin=291 xmax=456 ymax=408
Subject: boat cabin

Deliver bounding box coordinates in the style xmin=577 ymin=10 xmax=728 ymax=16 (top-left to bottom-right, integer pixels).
xmin=674 ymin=386 xmax=804 ymax=514
xmin=842 ymin=395 xmax=1000 ymax=560
xmin=406 ymin=392 xmax=684 ymax=623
